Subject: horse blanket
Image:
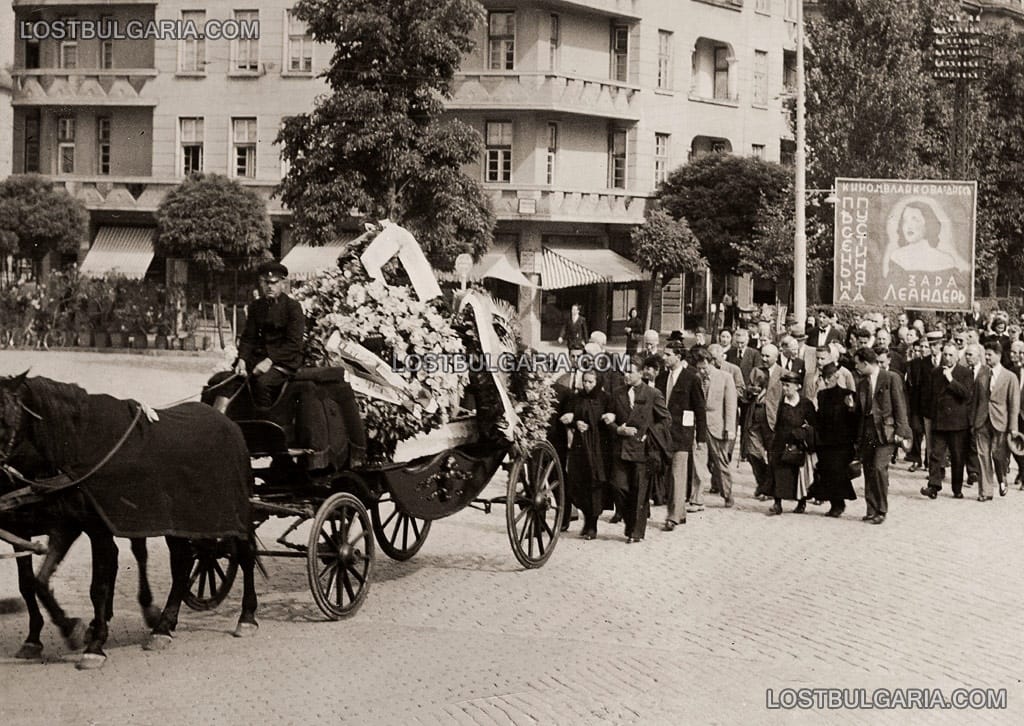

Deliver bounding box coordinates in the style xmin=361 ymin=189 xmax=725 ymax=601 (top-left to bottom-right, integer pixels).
xmin=23 ymin=379 xmax=252 ymax=539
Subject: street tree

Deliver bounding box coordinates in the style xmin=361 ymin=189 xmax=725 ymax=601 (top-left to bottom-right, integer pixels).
xmin=154 ymin=173 xmax=272 ymax=345
xmin=657 ymin=154 xmax=792 ymax=275
xmin=0 ymin=174 xmax=88 ymax=278
xmin=277 ymin=0 xmax=494 ymax=270
xmin=631 ymin=209 xmax=704 ymax=328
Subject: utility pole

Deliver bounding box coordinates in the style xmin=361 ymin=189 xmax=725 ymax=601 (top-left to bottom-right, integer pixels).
xmin=793 ymin=0 xmax=807 ymax=325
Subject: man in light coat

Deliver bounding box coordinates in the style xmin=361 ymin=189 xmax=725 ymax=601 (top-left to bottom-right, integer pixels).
xmin=977 ymin=341 xmax=1020 ymax=500
xmin=691 ymin=347 xmax=738 ymax=507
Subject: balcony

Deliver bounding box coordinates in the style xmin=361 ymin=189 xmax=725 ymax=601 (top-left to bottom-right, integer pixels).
xmin=687 ymin=85 xmax=740 ymax=107
xmin=12 ymin=70 xmax=158 ymax=107
xmin=40 ymin=176 xmax=288 ymax=216
xmin=544 ymin=0 xmax=641 ymax=20
xmin=483 ymin=185 xmax=647 ymax=225
xmin=450 ymin=72 xmax=640 ymax=121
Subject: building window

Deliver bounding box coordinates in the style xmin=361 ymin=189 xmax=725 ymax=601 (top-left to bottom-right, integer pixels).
xmin=484 ymin=121 xmax=513 ymax=183
xmin=756 ymin=0 xmax=771 ymax=13
xmin=25 ymin=41 xmax=40 ymax=69
xmin=611 ymin=25 xmax=629 ymax=82
xmin=180 ymin=117 xmax=204 ymax=176
xmin=232 ymin=10 xmax=259 ymax=72
xmin=23 ymin=112 xmax=40 ymax=173
xmin=287 ymin=10 xmax=313 ymax=73
xmin=57 ymin=117 xmax=75 ymax=174
xmin=657 ymin=30 xmax=672 ymax=90
xmin=713 ymin=46 xmax=730 ymax=100
xmin=612 ymin=288 xmax=637 ymax=322
xmin=60 ymin=32 xmax=78 ymax=70
xmin=785 ymin=0 xmax=798 ymax=21
xmin=99 ymin=18 xmax=114 ymax=70
xmin=487 ymin=12 xmax=515 ymax=70
xmin=608 ymin=130 xmax=626 ymax=189
xmin=549 ymin=14 xmax=560 ymax=71
xmin=780 ymin=139 xmax=796 ymax=167
xmin=97 ymin=117 xmax=111 ymax=175
xmin=546 ymin=123 xmax=558 ymax=185
xmin=232 ymin=117 xmax=258 ymax=177
xmin=751 ymin=144 xmax=765 ymax=160
xmin=753 ymin=50 xmax=768 ymax=105
xmin=654 ymin=133 xmax=670 ymax=186
xmin=280 ymin=117 xmax=292 ymax=177
xmin=783 ymin=50 xmax=797 ymax=94
xmin=180 ymin=10 xmax=206 ymax=72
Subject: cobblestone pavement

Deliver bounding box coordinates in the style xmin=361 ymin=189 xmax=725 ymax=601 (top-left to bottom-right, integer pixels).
xmin=1 ymin=352 xmax=1023 ymax=725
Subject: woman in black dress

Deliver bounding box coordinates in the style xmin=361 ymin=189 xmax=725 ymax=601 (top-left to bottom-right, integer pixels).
xmin=768 ymin=370 xmax=816 ymax=515
xmin=624 ymin=307 xmax=642 ymax=357
xmin=566 ymin=370 xmax=612 ymax=539
xmin=808 ymin=363 xmax=859 ymax=517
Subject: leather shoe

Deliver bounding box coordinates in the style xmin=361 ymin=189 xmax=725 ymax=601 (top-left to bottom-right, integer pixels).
xmin=861 ymin=514 xmax=875 ymax=521
xmin=999 ymin=481 xmax=1007 ymax=497
xmin=870 ymin=514 xmax=885 ymax=524
xmin=793 ymin=501 xmax=806 ymax=514
xmin=723 ymin=497 xmax=734 ymax=508
xmin=953 ymin=492 xmax=964 ymax=499
xmin=581 ymin=530 xmax=596 ymax=540
xmin=610 ymin=513 xmax=623 ymax=524
xmin=767 ymin=503 xmax=783 ymax=516
xmin=977 ymin=495 xmax=993 ymax=502
xmin=825 ymin=509 xmax=841 ymax=518
xmin=908 ymin=462 xmax=920 ymax=472
xmin=686 ymin=504 xmax=704 ymax=513
xmin=965 ymin=480 xmax=975 ymax=488
xmin=920 ymin=486 xmax=937 ymax=499
xmin=663 ymin=520 xmax=676 ymax=532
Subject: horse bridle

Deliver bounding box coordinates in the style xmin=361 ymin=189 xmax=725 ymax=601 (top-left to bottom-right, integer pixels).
xmin=0 ymin=389 xmax=24 ymax=465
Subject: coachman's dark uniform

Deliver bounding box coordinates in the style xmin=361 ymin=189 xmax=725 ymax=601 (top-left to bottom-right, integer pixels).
xmin=238 ymin=295 xmax=305 ymax=407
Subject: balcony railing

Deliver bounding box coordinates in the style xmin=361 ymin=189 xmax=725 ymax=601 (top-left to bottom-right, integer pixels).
xmin=451 ymin=72 xmax=640 ymax=121
xmin=41 ymin=176 xmax=288 ymax=215
xmin=12 ymin=69 xmax=158 ymax=106
xmin=483 ymin=185 xmax=647 ymax=224
xmin=547 ymin=0 xmax=641 ymax=20
xmin=688 ymin=84 xmax=740 ymax=107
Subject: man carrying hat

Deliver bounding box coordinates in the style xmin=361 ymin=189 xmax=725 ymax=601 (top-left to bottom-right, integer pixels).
xmin=235 ymin=261 xmax=306 ymax=408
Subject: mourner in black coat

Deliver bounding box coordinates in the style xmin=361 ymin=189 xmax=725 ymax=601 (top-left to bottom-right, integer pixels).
xmin=807 ymin=363 xmax=859 ymax=517
xmin=566 ymin=371 xmax=613 ymax=540
xmin=923 ymin=343 xmax=973 ymax=498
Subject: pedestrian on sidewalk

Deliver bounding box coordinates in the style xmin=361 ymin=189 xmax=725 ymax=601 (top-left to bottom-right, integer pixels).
xmin=558 ymin=304 xmax=588 ymax=351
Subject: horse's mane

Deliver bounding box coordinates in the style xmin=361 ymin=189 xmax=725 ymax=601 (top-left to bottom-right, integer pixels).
xmin=22 ymin=376 xmax=92 ymax=469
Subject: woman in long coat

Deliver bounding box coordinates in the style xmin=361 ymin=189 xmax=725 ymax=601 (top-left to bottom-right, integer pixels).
xmin=566 ymin=370 xmax=612 ymax=540
xmin=768 ymin=370 xmax=816 ymax=515
xmin=808 ymin=363 xmax=859 ymax=517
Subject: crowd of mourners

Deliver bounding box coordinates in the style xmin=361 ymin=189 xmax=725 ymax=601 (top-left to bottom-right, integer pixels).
xmin=551 ymin=304 xmax=1024 ymax=542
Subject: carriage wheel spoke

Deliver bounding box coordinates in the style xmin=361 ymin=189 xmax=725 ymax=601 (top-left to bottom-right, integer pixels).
xmin=539 ymin=517 xmax=554 ymax=539
xmin=345 ymin=564 xmax=365 ymax=586
xmin=380 ymin=507 xmax=400 ymax=531
xmin=197 ymin=568 xmax=207 ymax=599
xmin=324 ymin=566 xmax=337 ymax=601
xmin=518 ymin=511 xmax=533 ymax=546
xmin=349 ymin=531 xmax=365 ymax=548
xmin=514 ymin=505 xmax=531 ymax=526
xmin=341 ymin=570 xmax=357 ymax=602
xmin=213 ymin=560 xmax=227 ymax=584
xmin=401 ymin=517 xmax=409 ymax=551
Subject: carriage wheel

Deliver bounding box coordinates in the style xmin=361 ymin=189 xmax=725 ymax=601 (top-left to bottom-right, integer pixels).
xmin=505 ymin=440 xmax=565 ymax=569
xmin=184 ymin=539 xmax=239 ymax=611
xmin=307 ymin=492 xmax=374 ymax=620
xmin=371 ymin=493 xmax=432 ymax=561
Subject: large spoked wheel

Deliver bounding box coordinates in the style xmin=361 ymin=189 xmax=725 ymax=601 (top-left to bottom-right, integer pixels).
xmin=506 ymin=441 xmax=565 ymax=569
xmin=307 ymin=492 xmax=375 ymax=620
xmin=371 ymin=493 xmax=432 ymax=561
xmin=184 ymin=539 xmax=239 ymax=611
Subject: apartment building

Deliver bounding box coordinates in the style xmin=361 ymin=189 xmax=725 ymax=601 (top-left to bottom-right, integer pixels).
xmin=4 ymin=0 xmax=799 ymax=346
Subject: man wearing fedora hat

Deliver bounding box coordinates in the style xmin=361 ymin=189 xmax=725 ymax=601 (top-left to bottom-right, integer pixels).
xmin=235 ymin=260 xmax=306 ymax=408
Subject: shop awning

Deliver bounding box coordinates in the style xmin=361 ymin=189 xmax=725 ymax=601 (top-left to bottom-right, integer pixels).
xmin=438 ymin=242 xmax=536 ymax=288
xmin=280 ymin=234 xmax=363 ymax=279
xmin=79 ymin=226 xmax=155 ymax=279
xmin=540 ymin=245 xmax=647 ymax=290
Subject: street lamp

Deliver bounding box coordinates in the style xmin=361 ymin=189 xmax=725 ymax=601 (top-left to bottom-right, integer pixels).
xmin=932 ymin=12 xmax=989 ymax=178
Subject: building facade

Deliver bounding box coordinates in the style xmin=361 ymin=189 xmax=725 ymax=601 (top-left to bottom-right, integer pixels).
xmin=4 ymin=0 xmax=799 ymax=346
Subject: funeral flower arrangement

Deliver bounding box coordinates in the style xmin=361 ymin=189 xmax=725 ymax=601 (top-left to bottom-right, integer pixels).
xmin=293 ymin=225 xmax=556 ymax=464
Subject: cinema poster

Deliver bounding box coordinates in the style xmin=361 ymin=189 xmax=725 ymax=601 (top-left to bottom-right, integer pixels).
xmin=832 ymin=178 xmax=976 ymax=312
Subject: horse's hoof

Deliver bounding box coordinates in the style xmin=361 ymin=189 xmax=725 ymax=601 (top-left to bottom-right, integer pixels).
xmin=232 ymin=621 xmax=259 ymax=638
xmin=143 ymin=633 xmax=173 ymax=651
xmin=76 ymin=652 xmax=106 ymax=670
xmin=14 ymin=642 xmax=43 ymax=660
xmin=142 ymin=606 xmax=162 ymax=630
xmin=64 ymin=619 xmax=86 ymax=651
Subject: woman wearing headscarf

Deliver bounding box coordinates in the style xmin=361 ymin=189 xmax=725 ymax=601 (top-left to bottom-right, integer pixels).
xmin=807 ymin=363 xmax=859 ymax=517
xmin=565 ymin=369 xmax=612 ymax=540
xmin=768 ymin=370 xmax=816 ymax=515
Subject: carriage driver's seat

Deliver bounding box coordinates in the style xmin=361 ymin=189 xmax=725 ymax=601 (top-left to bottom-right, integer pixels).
xmin=202 ymin=368 xmax=367 ymax=471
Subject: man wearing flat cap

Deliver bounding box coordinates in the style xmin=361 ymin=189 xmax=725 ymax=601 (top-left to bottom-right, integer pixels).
xmin=235 ymin=261 xmax=306 ymax=407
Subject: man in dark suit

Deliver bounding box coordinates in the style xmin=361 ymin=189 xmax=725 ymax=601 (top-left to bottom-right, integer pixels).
xmin=655 ymin=342 xmax=705 ymax=530
xmin=807 ymin=309 xmax=845 ymax=349
xmin=557 ymin=304 xmax=588 ymax=351
xmin=727 ymin=328 xmax=760 ymax=386
xmin=922 ymin=342 xmax=973 ymax=500
xmin=853 ymin=347 xmax=911 ymax=524
xmin=235 ymin=261 xmax=306 ymax=408
xmin=904 ymin=337 xmax=931 ymax=470
xmin=779 ymin=334 xmax=806 ymax=376
xmin=607 ymin=354 xmax=671 ymax=542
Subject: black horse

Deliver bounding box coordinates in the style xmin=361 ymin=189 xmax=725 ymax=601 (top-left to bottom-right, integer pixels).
xmin=0 ymin=373 xmax=258 ymax=669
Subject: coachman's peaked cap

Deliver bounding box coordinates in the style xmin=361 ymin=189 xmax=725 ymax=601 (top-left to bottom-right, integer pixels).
xmin=258 ymin=261 xmax=289 ymax=280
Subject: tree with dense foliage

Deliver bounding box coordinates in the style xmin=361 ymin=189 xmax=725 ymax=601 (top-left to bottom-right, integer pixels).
xmin=657 ymin=154 xmax=792 ymax=275
xmin=631 ymin=209 xmax=705 ymax=327
xmin=277 ymin=0 xmax=494 ymax=270
xmin=0 ymin=174 xmax=88 ymax=274
xmin=155 ymin=173 xmax=272 ymax=346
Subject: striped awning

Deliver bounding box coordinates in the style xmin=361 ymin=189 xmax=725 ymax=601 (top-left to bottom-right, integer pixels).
xmin=438 ymin=242 xmax=536 ymax=288
xmin=79 ymin=226 xmax=155 ymax=279
xmin=541 ymin=245 xmax=646 ymax=290
xmin=280 ymin=235 xmax=357 ymax=279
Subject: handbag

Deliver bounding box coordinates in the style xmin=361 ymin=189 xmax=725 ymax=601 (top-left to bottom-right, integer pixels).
xmin=847 ymin=459 xmax=863 ymax=480
xmin=780 ymin=443 xmax=806 ymax=466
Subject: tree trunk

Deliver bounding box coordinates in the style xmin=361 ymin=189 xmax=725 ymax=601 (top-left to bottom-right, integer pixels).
xmin=644 ymin=272 xmax=660 ymax=331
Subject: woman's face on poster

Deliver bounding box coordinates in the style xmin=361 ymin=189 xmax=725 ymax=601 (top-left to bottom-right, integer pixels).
xmin=901 ymin=206 xmax=927 ymax=244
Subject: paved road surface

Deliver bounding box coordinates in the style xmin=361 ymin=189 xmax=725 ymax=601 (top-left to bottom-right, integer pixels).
xmin=0 ymin=351 xmax=1022 ymax=725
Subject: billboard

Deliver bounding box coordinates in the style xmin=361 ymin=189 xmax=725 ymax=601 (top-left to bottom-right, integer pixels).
xmin=833 ymin=178 xmax=976 ymax=311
